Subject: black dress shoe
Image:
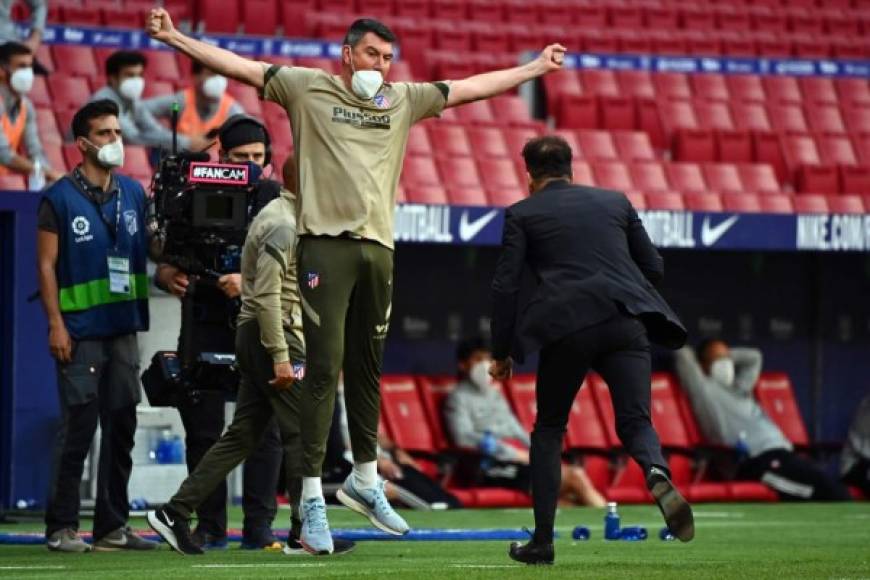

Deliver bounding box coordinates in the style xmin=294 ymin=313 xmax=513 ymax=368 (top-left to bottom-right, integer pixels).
xmin=508 ymin=540 xmax=554 ymax=565
xmin=647 ymin=466 xmax=695 ymax=542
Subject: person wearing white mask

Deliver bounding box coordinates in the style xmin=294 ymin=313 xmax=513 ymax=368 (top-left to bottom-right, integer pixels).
xmin=676 ymin=339 xmax=851 ymax=501
xmin=445 ymin=337 xmax=607 ymax=508
xmin=143 ymin=60 xmax=243 ymax=153
xmin=0 ymin=41 xmax=59 ymax=184
xmin=37 ymin=99 xmax=162 ymax=553
xmin=90 ymin=50 xmax=210 ymax=153
xmin=147 ymin=8 xmax=567 ymax=554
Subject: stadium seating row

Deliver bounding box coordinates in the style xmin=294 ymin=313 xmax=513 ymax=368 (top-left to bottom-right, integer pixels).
xmin=378 ymin=371 xmax=810 ymax=506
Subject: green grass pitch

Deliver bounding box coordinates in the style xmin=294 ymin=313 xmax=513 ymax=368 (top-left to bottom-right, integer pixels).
xmin=0 ymin=503 xmax=868 ymax=579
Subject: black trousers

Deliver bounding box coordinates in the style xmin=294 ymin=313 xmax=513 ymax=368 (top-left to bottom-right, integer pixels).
xmin=738 ymin=449 xmax=852 ymax=501
xmin=45 ymin=335 xmax=140 ymax=540
xmin=843 ymin=459 xmax=870 ymax=498
xmin=530 ymin=313 xmax=667 ymax=544
xmin=242 ymin=417 xmax=282 ymax=536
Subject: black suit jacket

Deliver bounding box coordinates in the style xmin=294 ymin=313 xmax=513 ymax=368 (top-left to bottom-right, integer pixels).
xmin=490 ymin=180 xmax=687 ymax=362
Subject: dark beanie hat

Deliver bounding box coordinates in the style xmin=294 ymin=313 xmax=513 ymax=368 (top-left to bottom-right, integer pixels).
xmin=218 ymin=114 xmax=267 ymax=150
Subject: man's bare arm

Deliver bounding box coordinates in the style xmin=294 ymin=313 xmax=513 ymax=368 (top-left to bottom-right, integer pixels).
xmin=146 ymin=8 xmax=266 ymax=89
xmin=37 ymin=229 xmax=72 ymax=362
xmin=445 ymin=44 xmax=566 ymax=108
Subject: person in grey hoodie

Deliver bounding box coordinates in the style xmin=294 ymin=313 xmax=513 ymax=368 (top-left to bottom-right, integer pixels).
xmin=675 ymin=339 xmax=850 ymax=501
xmin=444 ymin=337 xmax=606 ymax=507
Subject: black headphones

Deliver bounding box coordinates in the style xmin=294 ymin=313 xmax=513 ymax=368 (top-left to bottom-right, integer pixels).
xmin=216 ymin=114 xmax=272 ymax=166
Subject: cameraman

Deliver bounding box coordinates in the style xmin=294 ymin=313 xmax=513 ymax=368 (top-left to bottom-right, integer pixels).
xmin=154 ymin=115 xmax=284 ymax=549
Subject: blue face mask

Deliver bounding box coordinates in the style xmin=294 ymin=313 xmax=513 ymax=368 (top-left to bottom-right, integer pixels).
xmin=244 ymin=160 xmax=263 ymax=184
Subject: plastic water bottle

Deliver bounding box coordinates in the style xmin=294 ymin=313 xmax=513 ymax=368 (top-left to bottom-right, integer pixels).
xmin=619 ymin=526 xmax=648 ymax=541
xmin=155 ymin=430 xmax=178 ymax=464
xmin=28 ymin=159 xmax=45 ymax=192
xmin=15 ymin=498 xmax=37 ymax=510
xmin=571 ymin=526 xmax=590 ymax=540
xmin=169 ymin=435 xmax=185 ymax=464
xmin=479 ymin=430 xmax=497 ymax=470
xmin=604 ymin=502 xmax=621 ymax=540
xmin=735 ymin=430 xmax=750 ymax=462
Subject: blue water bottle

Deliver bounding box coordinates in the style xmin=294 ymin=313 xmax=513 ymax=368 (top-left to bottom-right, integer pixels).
xmin=479 ymin=430 xmax=497 ymax=471
xmin=571 ymin=526 xmax=591 ymax=540
xmin=604 ymin=502 xmax=621 ymax=540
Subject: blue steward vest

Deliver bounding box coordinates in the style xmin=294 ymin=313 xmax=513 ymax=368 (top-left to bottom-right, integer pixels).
xmin=42 ymin=173 xmax=149 ymax=340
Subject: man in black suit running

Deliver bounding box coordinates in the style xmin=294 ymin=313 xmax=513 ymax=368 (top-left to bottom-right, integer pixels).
xmin=489 ymin=136 xmax=695 ymax=565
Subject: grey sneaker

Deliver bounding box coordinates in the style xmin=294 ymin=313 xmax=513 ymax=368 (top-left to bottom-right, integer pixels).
xmin=299 ymin=497 xmax=334 ymax=555
xmin=336 ymin=477 xmax=410 ymax=536
xmin=46 ymin=528 xmax=92 ymax=553
xmin=93 ymin=526 xmax=160 ymax=551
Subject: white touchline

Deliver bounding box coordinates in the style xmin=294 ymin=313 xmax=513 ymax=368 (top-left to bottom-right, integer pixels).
xmin=192 ymin=563 xmax=327 ymax=568
xmin=0 ymin=566 xmax=67 ymax=570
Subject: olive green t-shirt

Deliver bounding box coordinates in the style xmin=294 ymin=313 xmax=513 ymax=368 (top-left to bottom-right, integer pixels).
xmin=237 ymin=189 xmax=302 ymax=364
xmin=263 ymin=66 xmax=447 ymax=249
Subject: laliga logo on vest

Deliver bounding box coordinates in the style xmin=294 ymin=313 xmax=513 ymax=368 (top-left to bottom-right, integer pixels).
xmin=71 ymin=216 xmax=93 ymax=243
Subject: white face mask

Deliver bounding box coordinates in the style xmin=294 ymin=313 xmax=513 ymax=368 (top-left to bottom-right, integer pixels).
xmin=349 ymin=55 xmax=383 ymax=100
xmin=202 ymin=74 xmax=227 ymax=100
xmin=118 ymin=77 xmax=145 ymax=101
xmin=9 ymin=67 xmax=33 ymax=94
xmin=710 ymin=357 xmax=735 ymax=388
xmin=87 ymin=138 xmax=125 ymax=169
xmin=469 ymin=360 xmax=494 ymax=391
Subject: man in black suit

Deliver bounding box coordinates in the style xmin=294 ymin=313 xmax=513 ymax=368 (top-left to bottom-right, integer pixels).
xmin=489 ymin=136 xmax=695 ymax=565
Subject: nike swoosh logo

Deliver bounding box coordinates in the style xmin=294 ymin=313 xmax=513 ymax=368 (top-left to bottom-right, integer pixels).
xmin=47 ymin=539 xmax=61 ymax=548
xmin=164 ymin=512 xmax=175 ymax=526
xmin=459 ymin=210 xmax=498 ymax=242
xmin=102 ymin=534 xmax=127 ymax=546
xmin=700 ymin=214 xmax=739 ymax=247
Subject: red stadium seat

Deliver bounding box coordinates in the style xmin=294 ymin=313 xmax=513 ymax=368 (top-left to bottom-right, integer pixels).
xmin=121 ymin=145 xmax=152 ymax=180
xmin=835 ymin=79 xmax=870 ymax=107
xmin=581 ymin=69 xmax=621 ymax=97
xmin=666 ymin=163 xmax=707 ymax=193
xmin=405 ymin=185 xmax=449 ymax=205
xmin=636 ymin=99 xmax=666 ymax=149
xmin=593 ymin=162 xmax=633 ymax=191
xmin=542 ymin=70 xmax=582 ymax=114
xmin=432 ymin=0 xmax=467 ymax=20
xmin=646 ymin=191 xmax=685 ymax=210
xmin=242 ymin=0 xmax=278 ymax=35
xmin=49 ymin=75 xmax=92 ymax=111
xmin=732 ymin=102 xmax=771 ymax=132
xmin=738 ymin=164 xmax=781 ymax=194
xmin=437 ymin=157 xmax=482 ymax=189
xmin=674 ymin=129 xmax=715 ymax=163
xmin=645 ymin=7 xmax=679 ymax=30
xmin=599 ymin=97 xmax=636 ymax=131
xmin=0 ymin=174 xmax=26 ymax=190
xmin=827 ymin=195 xmax=864 ymax=214
xmin=199 ymin=0 xmax=240 ymax=32
xmin=406 ymin=126 xmax=433 ymax=157
xmin=35 ymin=108 xmax=60 ymax=144
xmin=552 ymin=129 xmax=582 ymax=158
xmin=659 ymin=100 xmax=700 ymax=134
xmin=755 ymin=373 xmax=809 ymax=447
xmin=703 ymin=164 xmax=743 ymax=193
xmin=478 ymin=158 xmax=522 ymax=191
xmin=455 ymin=99 xmax=496 ymax=126
xmin=467 ymin=127 xmax=510 ymax=159
xmin=558 ymin=95 xmax=598 ymax=130
xmin=380 ymin=375 xmax=438 ymax=453
xmin=800 ymin=77 xmax=838 ymax=105
xmin=102 ymin=6 xmax=146 ymax=28
xmin=61 ymin=6 xmax=100 ymax=26
xmin=402 ymin=156 xmax=441 ymax=188
xmin=617 ymin=70 xmax=656 ymax=100
xmin=428 ymin=125 xmax=472 ymax=158
xmin=842 ymin=105 xmax=870 ymax=136
xmin=793 ymin=193 xmax=830 ymax=213
xmin=727 ymin=74 xmax=766 ymax=103
xmin=696 ymin=101 xmax=735 ymax=131
xmin=841 ymin=166 xmax=870 ymax=194
xmin=566 ymin=382 xmax=610 ymax=451
xmin=722 ymin=193 xmax=763 ymax=213
xmin=446 ymin=186 xmax=488 ymax=206
xmin=625 ymin=191 xmax=645 ymax=209
xmin=572 ymin=161 xmax=595 ymax=187
xmin=51 ymin=46 xmax=99 ymax=79
xmin=691 ymin=74 xmax=730 ymax=102
xmin=490 ymin=95 xmax=541 ymax=129
xmin=806 ymin=105 xmax=846 ymax=135
xmin=763 ymin=76 xmax=802 ymax=104
xmin=630 ymin=162 xmax=669 ymax=192
xmin=416 ymin=376 xmax=456 ymax=451
xmin=796 ymin=165 xmax=839 ymax=194
xmin=610 ymin=5 xmax=644 ymax=28
xmin=768 ymin=103 xmax=809 ymax=133
xmin=578 ymin=130 xmax=618 ymax=161
xmin=716 ymin=130 xmax=753 ymax=163
xmin=488 ymin=187 xmax=526 ymax=207
xmin=613 ymin=132 xmax=655 ymax=162
xmin=759 ymin=194 xmax=795 ymax=214
xmin=753 ymin=131 xmax=787 ymax=182
xmin=504 ymin=374 xmax=536 ymax=432
xmin=782 ymin=133 xmax=821 ymax=172
xmin=818 ymin=134 xmax=858 ymax=166
xmin=684 ymin=192 xmax=723 ymax=212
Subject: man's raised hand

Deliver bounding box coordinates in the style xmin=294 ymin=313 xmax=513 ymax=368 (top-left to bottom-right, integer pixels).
xmin=146 ymin=8 xmax=176 ymax=43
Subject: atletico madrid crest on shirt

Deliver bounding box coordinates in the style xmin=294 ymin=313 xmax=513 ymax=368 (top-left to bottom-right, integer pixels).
xmin=307 ymin=272 xmax=320 ymax=289
xmin=373 ymin=94 xmax=390 ymax=109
